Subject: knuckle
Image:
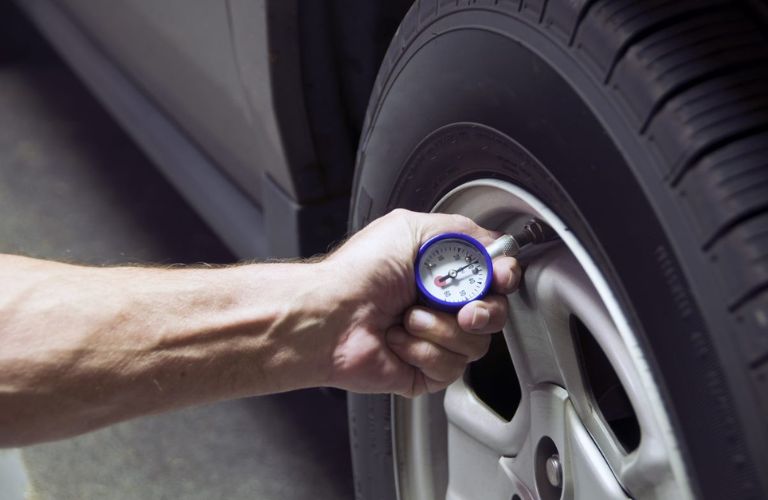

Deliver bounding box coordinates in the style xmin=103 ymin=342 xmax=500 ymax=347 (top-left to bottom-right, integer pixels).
xmin=447 ymin=322 xmax=465 ymax=343
xmin=442 ymin=357 xmax=468 ymax=382
xmin=427 ymin=319 xmax=455 ymax=344
xmin=490 ymin=295 xmax=509 ymax=315
xmin=406 ymin=307 xmax=438 ymax=333
xmin=418 ymin=342 xmax=441 ymax=366
xmin=450 ymin=213 xmax=473 ymax=229
xmin=390 ymin=208 xmax=411 ymax=220
xmin=489 ymin=315 xmax=507 ymax=333
xmin=427 ymin=378 xmax=450 ymax=394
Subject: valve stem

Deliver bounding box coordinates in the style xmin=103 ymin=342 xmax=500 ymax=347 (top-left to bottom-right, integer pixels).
xmin=486 ymin=219 xmax=559 ymax=259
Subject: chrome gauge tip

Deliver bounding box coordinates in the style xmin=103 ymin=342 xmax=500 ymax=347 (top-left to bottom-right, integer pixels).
xmin=486 ymin=219 xmax=559 ymax=259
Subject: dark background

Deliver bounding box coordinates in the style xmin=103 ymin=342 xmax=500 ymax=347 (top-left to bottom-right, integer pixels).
xmin=0 ymin=3 xmax=353 ymax=498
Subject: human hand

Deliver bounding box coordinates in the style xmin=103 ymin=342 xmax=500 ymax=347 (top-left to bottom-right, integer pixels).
xmin=320 ymin=209 xmax=521 ymax=397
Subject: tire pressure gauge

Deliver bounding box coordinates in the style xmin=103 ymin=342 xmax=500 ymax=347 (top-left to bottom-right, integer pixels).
xmin=415 ymin=233 xmax=493 ymax=312
xmin=414 ymin=219 xmax=558 ymax=312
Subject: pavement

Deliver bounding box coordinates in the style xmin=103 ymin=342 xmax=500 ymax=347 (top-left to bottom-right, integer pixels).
xmin=0 ymin=4 xmax=354 ymax=499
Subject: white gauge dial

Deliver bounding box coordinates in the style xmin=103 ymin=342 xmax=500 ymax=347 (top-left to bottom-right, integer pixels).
xmin=417 ymin=237 xmax=489 ymax=306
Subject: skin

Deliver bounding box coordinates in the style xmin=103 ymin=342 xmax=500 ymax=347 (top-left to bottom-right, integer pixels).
xmin=0 ymin=209 xmax=520 ymax=447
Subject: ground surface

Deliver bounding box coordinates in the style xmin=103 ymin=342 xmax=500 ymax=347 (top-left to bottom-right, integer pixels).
xmin=0 ymin=4 xmax=353 ymax=499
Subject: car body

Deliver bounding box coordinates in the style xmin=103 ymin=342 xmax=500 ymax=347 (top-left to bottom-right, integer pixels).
xmin=19 ymin=0 xmax=410 ymax=259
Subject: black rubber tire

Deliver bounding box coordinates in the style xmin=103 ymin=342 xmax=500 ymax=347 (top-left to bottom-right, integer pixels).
xmin=347 ymin=1 xmax=768 ymax=499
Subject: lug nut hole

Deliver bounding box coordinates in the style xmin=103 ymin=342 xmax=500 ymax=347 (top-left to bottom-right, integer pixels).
xmin=535 ymin=436 xmax=563 ymax=500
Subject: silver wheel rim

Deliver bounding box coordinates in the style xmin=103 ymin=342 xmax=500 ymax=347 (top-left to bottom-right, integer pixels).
xmin=393 ymin=179 xmax=693 ymax=500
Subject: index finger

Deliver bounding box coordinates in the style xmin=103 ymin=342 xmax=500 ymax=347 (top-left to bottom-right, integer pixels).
xmin=415 ymin=212 xmax=500 ymax=245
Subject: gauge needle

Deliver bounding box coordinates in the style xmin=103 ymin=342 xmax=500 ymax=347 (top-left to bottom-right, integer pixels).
xmin=436 ymin=260 xmax=478 ymax=286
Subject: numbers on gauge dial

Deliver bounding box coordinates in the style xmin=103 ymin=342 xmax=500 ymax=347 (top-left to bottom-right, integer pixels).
xmin=418 ymin=239 xmax=487 ymax=304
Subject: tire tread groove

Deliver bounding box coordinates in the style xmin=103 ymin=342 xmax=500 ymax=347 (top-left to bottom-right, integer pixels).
xmin=569 ymin=0 xmax=601 ymax=46
xmin=603 ymin=3 xmax=733 ymax=83
xmin=732 ymin=281 xmax=768 ymax=312
xmin=671 ymin=122 xmax=768 ymax=186
xmin=704 ymin=205 xmax=768 ymax=250
xmin=641 ymin=55 xmax=768 ymax=134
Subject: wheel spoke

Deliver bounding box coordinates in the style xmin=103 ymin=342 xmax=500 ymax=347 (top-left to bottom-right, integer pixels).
xmin=445 ymin=419 xmax=519 ymax=500
xmin=512 ymin=248 xmax=627 ymax=463
xmin=499 ymin=386 xmax=629 ymax=500
xmin=444 ymin=376 xmax=527 ymax=456
xmin=564 ymin=396 xmax=632 ymax=500
xmin=505 ymin=247 xmax=582 ymax=392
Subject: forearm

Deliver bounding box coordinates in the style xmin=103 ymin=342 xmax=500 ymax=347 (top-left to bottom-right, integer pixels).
xmin=0 ymin=255 xmax=338 ymax=446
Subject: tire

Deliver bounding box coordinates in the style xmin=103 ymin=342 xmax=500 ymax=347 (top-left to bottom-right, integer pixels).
xmin=347 ymin=1 xmax=768 ymax=499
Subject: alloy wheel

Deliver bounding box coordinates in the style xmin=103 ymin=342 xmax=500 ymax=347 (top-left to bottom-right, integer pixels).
xmin=392 ymin=179 xmax=693 ymax=500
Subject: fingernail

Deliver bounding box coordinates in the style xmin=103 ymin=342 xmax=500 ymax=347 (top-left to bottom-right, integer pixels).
xmin=387 ymin=329 xmax=407 ymax=345
xmin=409 ymin=309 xmax=435 ymax=330
xmin=470 ymin=306 xmax=490 ymax=330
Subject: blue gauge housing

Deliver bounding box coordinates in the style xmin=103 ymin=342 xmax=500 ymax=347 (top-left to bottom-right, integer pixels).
xmin=415 ymin=232 xmax=494 ymax=312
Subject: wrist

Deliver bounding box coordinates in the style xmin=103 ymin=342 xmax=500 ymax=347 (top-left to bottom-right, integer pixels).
xmin=287 ymin=259 xmax=360 ymax=386
xmin=237 ymin=260 xmax=352 ymax=391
